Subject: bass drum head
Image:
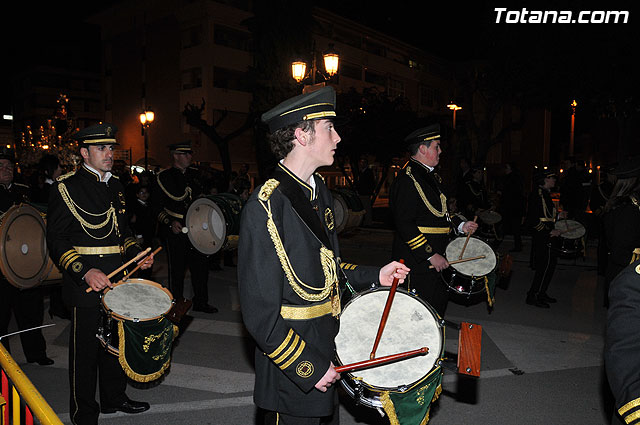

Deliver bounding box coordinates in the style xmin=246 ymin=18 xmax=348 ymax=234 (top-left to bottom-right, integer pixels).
xmin=102 ymin=279 xmax=174 ymax=321
xmin=335 ymin=287 xmax=443 ymax=406
xmin=0 ymin=204 xmax=50 ymax=289
xmin=555 ymin=219 xmax=586 ymax=239
xmin=445 ymin=237 xmax=497 ymax=277
xmin=186 ymin=197 xmax=227 ymax=255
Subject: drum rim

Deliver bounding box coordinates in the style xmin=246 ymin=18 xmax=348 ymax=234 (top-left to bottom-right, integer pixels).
xmin=102 ymin=278 xmax=174 ymax=321
xmin=335 ymin=287 xmax=445 ymax=393
xmin=0 ymin=203 xmax=50 ymax=289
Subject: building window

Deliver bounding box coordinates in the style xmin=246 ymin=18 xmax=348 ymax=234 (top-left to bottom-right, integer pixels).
xmin=213 ymin=67 xmax=249 ymax=91
xmin=214 ymin=25 xmax=252 ymax=52
xmin=364 ymin=69 xmax=386 ymax=87
xmin=340 ymin=62 xmax=361 ymax=81
xmin=388 ymin=78 xmax=405 ymax=98
xmin=181 ymin=25 xmax=203 ymax=49
xmin=363 ymin=39 xmax=385 ymax=57
xmin=419 ymin=86 xmax=441 ymax=108
xmin=181 ymin=68 xmax=202 ymax=90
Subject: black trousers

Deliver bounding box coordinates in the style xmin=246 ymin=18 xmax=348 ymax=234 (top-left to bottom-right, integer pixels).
xmin=527 ymin=231 xmax=557 ymax=297
xmin=69 ymin=306 xmax=127 ymax=425
xmin=408 ymin=268 xmax=449 ymax=318
xmin=163 ymin=231 xmax=210 ymax=307
xmin=0 ymin=278 xmax=47 ymax=361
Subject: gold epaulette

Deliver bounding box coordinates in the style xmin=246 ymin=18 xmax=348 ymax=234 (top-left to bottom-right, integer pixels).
xmin=57 ymin=171 xmax=75 ymax=181
xmin=314 ymin=172 xmax=325 ymax=183
xmin=259 ymin=179 xmax=280 ymax=201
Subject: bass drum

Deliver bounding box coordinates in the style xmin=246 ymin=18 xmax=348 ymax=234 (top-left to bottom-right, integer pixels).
xmin=0 ymin=204 xmax=52 ymax=289
xmin=331 ymin=188 xmax=365 ymax=234
xmin=335 ymin=287 xmax=444 ymax=409
xmin=186 ymin=193 xmax=243 ymax=255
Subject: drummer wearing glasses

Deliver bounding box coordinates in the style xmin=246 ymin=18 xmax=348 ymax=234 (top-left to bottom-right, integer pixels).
xmin=238 ymin=86 xmax=409 ymax=425
xmin=389 ymin=125 xmax=478 ymax=317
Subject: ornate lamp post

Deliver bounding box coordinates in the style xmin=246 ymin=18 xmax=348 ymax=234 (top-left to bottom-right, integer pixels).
xmin=139 ymin=109 xmax=155 ymax=170
xmin=291 ymin=43 xmax=340 ymax=88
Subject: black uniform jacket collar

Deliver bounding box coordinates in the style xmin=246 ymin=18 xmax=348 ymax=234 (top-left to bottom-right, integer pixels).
xmin=408 ymin=157 xmax=441 ymax=193
xmin=273 ymin=163 xmax=332 ymax=249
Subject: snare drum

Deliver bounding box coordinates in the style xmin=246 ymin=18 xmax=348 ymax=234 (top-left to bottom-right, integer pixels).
xmin=548 ymin=219 xmax=585 ymax=258
xmin=335 ymin=287 xmax=444 ymax=410
xmin=441 ymin=236 xmax=497 ymax=296
xmin=98 ymin=279 xmax=177 ymax=382
xmin=477 ymin=210 xmax=502 ymax=242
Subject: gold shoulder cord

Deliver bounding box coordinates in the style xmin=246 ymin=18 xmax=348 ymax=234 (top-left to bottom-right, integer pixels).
xmin=58 ymin=182 xmax=117 ymax=240
xmin=258 ymin=180 xmax=338 ymax=304
xmin=406 ymin=167 xmax=448 ymax=218
xmin=541 ymin=191 xmax=556 ymax=220
xmin=156 ymin=172 xmax=192 ymax=202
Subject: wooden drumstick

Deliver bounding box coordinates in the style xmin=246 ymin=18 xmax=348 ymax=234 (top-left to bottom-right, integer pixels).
xmin=336 ymin=347 xmax=429 ymax=373
xmin=458 ymin=216 xmax=478 ymax=260
xmin=370 ymin=259 xmax=404 ymax=360
xmin=429 ymin=255 xmax=486 ymax=269
xmin=85 ymin=247 xmax=151 ymax=293
xmin=123 ymin=246 xmax=162 ymax=280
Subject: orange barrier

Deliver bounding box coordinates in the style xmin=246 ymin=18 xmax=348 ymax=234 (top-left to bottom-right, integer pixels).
xmin=0 ymin=343 xmax=63 ymax=425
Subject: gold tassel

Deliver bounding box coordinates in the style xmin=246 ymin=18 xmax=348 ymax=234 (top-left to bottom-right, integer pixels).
xmin=631 ymin=248 xmax=640 ymax=264
xmin=484 ymin=276 xmax=494 ymax=307
xmin=380 ymin=392 xmax=400 ymax=425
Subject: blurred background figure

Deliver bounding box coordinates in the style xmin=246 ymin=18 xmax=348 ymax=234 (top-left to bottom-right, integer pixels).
xmin=499 ymin=162 xmax=525 ymax=252
xmin=355 ymin=156 xmax=376 ymax=226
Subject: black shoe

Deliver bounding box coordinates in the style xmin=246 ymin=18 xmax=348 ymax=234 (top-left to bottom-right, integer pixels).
xmin=525 ymin=296 xmax=550 ymax=308
xmin=193 ymin=304 xmax=218 ymax=313
xmin=28 ymin=357 xmax=54 ymax=366
xmin=101 ymin=399 xmax=150 ymax=414
xmin=539 ymin=293 xmax=557 ymax=303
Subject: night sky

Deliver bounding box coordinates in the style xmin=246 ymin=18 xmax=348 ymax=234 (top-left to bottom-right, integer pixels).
xmin=3 ymin=0 xmax=639 ymax=127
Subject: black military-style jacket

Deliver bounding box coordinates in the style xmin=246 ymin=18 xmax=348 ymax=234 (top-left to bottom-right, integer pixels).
xmin=237 ymin=163 xmax=379 ymax=417
xmin=152 ymin=166 xmax=203 ymax=229
xmin=0 ymin=182 xmax=30 ymax=214
xmin=389 ymin=158 xmax=462 ymax=269
xmin=524 ymin=187 xmax=556 ymax=234
xmin=606 ymin=260 xmax=640 ymax=425
xmin=46 ymin=165 xmax=142 ymax=307
xmin=604 ymin=196 xmax=640 ymax=283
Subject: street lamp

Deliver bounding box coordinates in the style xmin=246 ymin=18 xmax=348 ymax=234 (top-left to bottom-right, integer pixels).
xmin=569 ymin=99 xmax=577 ymax=156
xmin=447 ymin=102 xmax=462 ymax=129
xmin=139 ymin=109 xmax=155 ymax=170
xmin=291 ymin=43 xmax=340 ymax=87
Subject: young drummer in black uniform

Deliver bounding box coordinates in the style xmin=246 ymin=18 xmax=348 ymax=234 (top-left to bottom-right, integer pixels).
xmin=389 ymin=125 xmax=478 ymax=317
xmin=238 ymin=86 xmax=409 ymax=425
xmin=524 ymin=169 xmax=564 ymax=308
xmin=46 ymin=124 xmax=153 ymax=425
xmin=152 ymin=141 xmax=217 ymax=313
xmin=0 ymin=146 xmax=53 ymax=365
xmin=605 ymin=259 xmax=640 ymax=425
